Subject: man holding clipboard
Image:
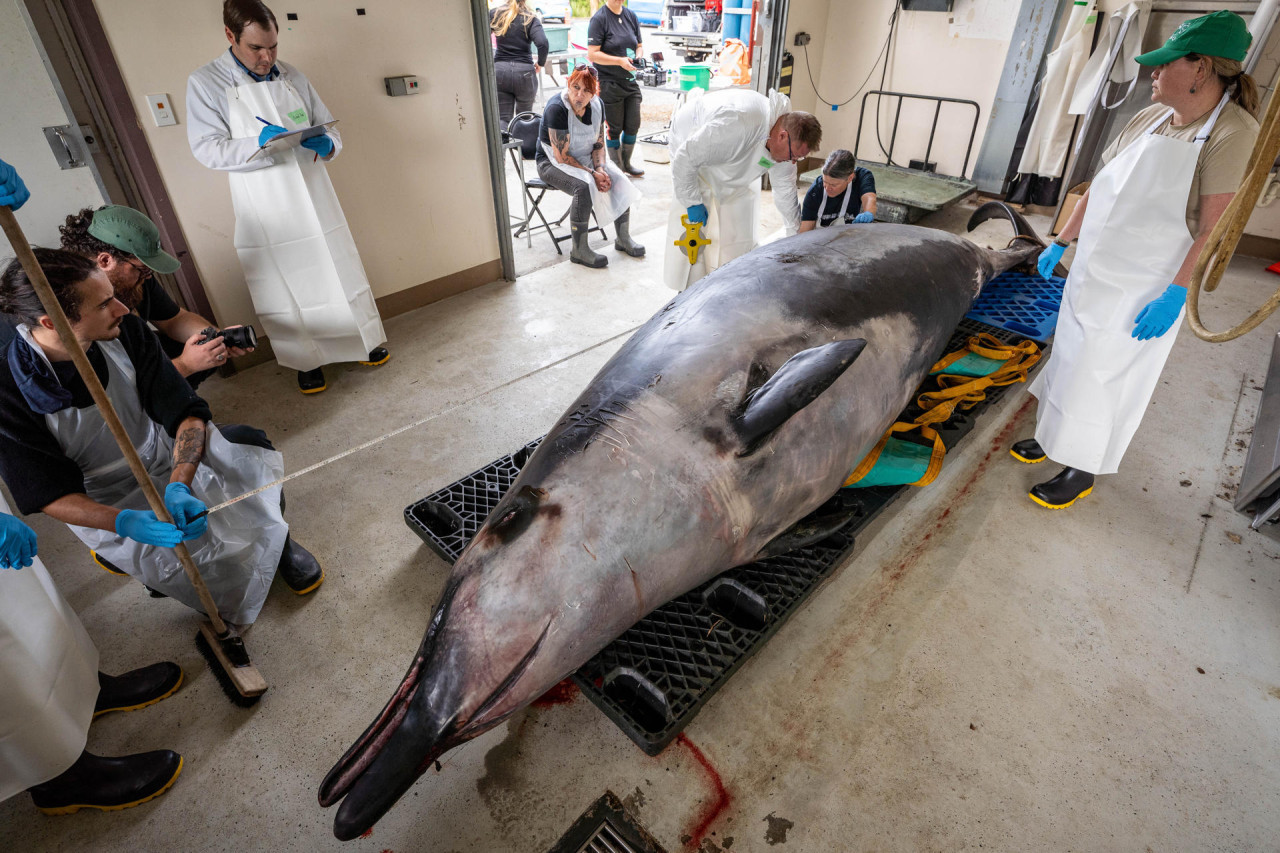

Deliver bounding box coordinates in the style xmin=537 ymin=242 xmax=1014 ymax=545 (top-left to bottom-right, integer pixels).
xmin=186 ymin=0 xmax=388 ymax=394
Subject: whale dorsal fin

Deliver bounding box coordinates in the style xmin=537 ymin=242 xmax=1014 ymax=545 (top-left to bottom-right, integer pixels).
xmin=735 ymin=338 xmax=867 ymax=456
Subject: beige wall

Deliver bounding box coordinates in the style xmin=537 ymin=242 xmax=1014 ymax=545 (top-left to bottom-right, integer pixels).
xmin=806 ymin=0 xmax=1016 ymax=178
xmin=92 ymin=0 xmax=500 ymax=327
xmin=780 ymin=0 xmax=830 ymax=117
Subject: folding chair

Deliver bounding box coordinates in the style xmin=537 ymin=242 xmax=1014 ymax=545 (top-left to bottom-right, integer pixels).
xmin=506 ymin=112 xmax=607 ymax=255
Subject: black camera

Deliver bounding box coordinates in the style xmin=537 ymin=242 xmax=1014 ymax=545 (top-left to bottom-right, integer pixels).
xmin=635 ymin=53 xmax=668 ymax=88
xmin=198 ymin=325 xmax=257 ymax=350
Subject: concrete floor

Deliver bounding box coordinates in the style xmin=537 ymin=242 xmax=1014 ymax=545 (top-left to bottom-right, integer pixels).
xmin=4 ymin=192 xmax=1280 ymax=851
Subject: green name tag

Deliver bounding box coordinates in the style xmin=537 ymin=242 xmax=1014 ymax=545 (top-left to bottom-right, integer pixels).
xmin=758 ymin=156 xmax=774 ymax=169
xmin=287 ymin=108 xmax=308 ymax=125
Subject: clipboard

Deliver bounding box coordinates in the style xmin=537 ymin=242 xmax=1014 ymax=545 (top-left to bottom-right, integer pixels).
xmin=246 ymin=120 xmax=339 ymax=163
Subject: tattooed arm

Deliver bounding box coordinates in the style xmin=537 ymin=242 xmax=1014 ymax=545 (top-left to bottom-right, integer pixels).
xmin=170 ymin=416 xmax=208 ymax=487
xmin=548 ymin=128 xmax=592 ymax=172
xmin=592 ymin=122 xmax=607 ymax=171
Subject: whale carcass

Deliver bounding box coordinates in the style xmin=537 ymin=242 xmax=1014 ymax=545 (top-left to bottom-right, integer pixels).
xmin=319 ymin=202 xmax=1044 ymax=839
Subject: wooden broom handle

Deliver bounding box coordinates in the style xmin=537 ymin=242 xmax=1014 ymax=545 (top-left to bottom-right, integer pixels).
xmin=0 ymin=206 xmax=229 ymax=636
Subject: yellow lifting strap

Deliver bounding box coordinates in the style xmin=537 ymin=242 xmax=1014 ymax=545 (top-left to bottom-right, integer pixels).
xmin=843 ymin=334 xmax=1042 ymax=488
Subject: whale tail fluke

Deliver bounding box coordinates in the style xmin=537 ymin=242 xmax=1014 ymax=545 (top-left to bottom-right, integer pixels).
xmin=967 ymin=201 xmax=1046 ymax=276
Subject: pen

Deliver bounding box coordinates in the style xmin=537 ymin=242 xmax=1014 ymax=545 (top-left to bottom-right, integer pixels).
xmin=255 ymin=115 xmax=270 ymax=125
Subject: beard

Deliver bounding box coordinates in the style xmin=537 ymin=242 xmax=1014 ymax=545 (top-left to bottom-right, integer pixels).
xmin=115 ymin=279 xmax=145 ymax=311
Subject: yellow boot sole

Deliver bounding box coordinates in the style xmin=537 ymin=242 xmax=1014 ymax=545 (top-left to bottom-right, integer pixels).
xmin=36 ymin=756 xmax=183 ymax=815
xmin=1028 ymin=486 xmax=1093 ymax=510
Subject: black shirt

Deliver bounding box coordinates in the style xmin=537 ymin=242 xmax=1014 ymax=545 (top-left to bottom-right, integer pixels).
xmin=491 ymin=8 xmax=549 ymax=66
xmin=135 ymin=277 xmax=186 ymax=360
xmin=588 ymin=5 xmax=642 ymax=83
xmin=801 ymin=170 xmax=878 ymax=226
xmin=0 ymin=313 xmax=212 ymax=514
xmin=537 ymin=97 xmax=595 ymax=166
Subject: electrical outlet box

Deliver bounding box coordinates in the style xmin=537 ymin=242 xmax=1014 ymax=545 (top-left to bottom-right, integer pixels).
xmin=146 ymin=94 xmax=177 ymax=127
xmin=384 ymin=76 xmax=421 ymax=97
xmin=793 ymin=32 xmax=811 ymax=46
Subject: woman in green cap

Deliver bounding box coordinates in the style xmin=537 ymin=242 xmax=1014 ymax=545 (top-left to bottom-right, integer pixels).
xmin=1011 ymin=9 xmax=1260 ymax=510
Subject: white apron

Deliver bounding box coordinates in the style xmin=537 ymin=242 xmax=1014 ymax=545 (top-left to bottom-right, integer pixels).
xmin=1029 ymin=94 xmax=1229 ymax=475
xmin=661 ymin=138 xmax=772 ymax=291
xmin=817 ymin=181 xmax=855 ymax=226
xmin=0 ymin=494 xmax=99 ymax=801
xmin=1067 ymin=1 xmax=1150 ymax=115
xmin=1018 ymin=0 xmax=1096 ymax=178
xmin=540 ymin=92 xmax=640 ymax=224
xmin=24 ymin=327 xmax=289 ymax=624
xmin=226 ymin=79 xmax=385 ymax=372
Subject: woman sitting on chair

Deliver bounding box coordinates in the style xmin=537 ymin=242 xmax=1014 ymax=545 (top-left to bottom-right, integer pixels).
xmin=536 ymin=67 xmax=644 ymax=268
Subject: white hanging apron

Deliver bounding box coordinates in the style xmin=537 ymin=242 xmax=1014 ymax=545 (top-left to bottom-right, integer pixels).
xmin=540 ymin=91 xmax=640 ymax=225
xmin=0 ymin=494 xmax=99 ymax=801
xmin=225 ymin=79 xmax=385 ymax=372
xmin=1018 ymin=0 xmax=1096 ymax=177
xmin=817 ymin=180 xmax=855 ymax=226
xmin=1029 ymin=93 xmax=1230 ymax=475
xmin=1067 ymin=1 xmax=1150 ymax=116
xmin=662 ymin=139 xmax=772 ymax=291
xmin=23 ymin=327 xmax=289 ymax=624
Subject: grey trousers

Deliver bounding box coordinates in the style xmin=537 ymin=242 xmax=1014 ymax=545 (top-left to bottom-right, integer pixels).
xmin=537 ymin=156 xmax=594 ymax=224
xmin=495 ymin=61 xmax=538 ymax=129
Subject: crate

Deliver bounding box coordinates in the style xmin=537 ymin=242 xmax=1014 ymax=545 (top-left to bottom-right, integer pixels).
xmin=404 ymin=317 xmax=1042 ymax=754
xmin=542 ymin=24 xmax=570 ymax=54
xmin=965 ymin=270 xmax=1066 ymax=344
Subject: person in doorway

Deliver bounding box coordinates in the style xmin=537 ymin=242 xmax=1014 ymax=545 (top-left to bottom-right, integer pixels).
xmin=537 ymin=66 xmax=644 ymax=268
xmin=185 ymin=0 xmax=389 ymax=395
xmin=60 ymin=205 xmax=255 ymax=391
xmin=663 ymin=88 xmax=821 ymax=291
xmin=0 ymin=248 xmax=325 ymax=623
xmin=587 ymin=0 xmax=646 ymax=177
xmin=0 ymin=160 xmax=184 ymax=816
xmin=798 ymin=149 xmax=877 ymax=231
xmin=1014 ymin=10 xmax=1260 ymax=509
xmin=492 ymin=0 xmax=548 ymax=130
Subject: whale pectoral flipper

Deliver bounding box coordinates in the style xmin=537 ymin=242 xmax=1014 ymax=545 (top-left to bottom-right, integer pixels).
xmin=735 ymin=338 xmax=867 ymax=456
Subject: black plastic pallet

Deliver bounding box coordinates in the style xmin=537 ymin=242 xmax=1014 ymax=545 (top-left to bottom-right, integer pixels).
xmin=404 ymin=317 xmax=1045 ymax=754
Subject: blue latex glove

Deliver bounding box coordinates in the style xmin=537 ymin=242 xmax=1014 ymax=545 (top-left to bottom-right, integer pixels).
xmin=0 ymin=158 xmax=30 ymax=211
xmin=258 ymin=124 xmax=288 ymax=147
xmin=301 ymin=134 xmax=335 ymax=158
xmin=1132 ymin=284 xmax=1187 ymax=341
xmin=115 ymin=509 xmax=184 ymax=548
xmin=0 ymin=513 xmax=37 ymax=570
xmin=853 ymin=211 xmax=874 ymax=224
xmin=164 ymin=482 xmax=208 ymax=541
xmin=686 ymin=204 xmax=708 ymax=225
xmin=1037 ymin=242 xmax=1066 ymax=280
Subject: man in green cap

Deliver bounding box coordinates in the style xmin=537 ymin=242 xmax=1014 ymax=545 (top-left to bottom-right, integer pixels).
xmin=59 ymin=205 xmax=255 ymax=390
xmin=1011 ymin=9 xmax=1260 ymax=510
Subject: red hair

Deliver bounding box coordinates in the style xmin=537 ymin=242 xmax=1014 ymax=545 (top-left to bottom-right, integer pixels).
xmin=567 ymin=66 xmax=599 ymax=96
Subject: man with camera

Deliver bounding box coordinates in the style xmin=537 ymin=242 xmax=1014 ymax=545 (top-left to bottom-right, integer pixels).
xmin=59 ymin=205 xmax=254 ymax=391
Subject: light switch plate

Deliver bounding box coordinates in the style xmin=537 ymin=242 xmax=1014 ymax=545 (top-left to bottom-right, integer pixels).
xmin=146 ymin=94 xmax=178 ymax=127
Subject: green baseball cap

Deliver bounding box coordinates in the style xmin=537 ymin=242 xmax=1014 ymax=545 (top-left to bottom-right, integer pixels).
xmin=1135 ymin=10 xmax=1252 ymax=66
xmin=87 ymin=205 xmax=181 ymax=274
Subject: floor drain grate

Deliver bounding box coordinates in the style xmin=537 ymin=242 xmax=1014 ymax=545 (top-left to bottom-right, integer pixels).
xmin=406 ymin=316 xmax=1046 ymax=753
xmin=546 ymin=791 xmax=667 ymax=853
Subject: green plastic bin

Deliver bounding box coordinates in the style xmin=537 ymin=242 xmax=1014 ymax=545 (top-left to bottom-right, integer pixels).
xmin=678 ymin=64 xmax=711 ymax=91
xmin=542 ymin=24 xmax=570 ymax=54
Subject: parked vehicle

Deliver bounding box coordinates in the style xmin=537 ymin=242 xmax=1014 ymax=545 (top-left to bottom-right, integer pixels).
xmin=659 ymin=0 xmax=722 ymax=63
xmin=628 ymin=0 xmax=664 ymax=27
xmin=534 ymin=2 xmax=572 ymax=22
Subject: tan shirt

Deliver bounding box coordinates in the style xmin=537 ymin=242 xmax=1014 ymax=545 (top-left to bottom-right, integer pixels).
xmin=1101 ymin=100 xmax=1259 ymax=235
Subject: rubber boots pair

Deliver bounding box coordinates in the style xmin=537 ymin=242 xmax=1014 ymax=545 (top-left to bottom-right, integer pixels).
xmin=1011 ymin=437 xmax=1095 ymax=509
xmin=607 ymin=142 xmax=645 ymax=177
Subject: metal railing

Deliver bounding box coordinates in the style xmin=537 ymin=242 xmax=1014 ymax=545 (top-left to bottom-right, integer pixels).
xmin=853 ymin=90 xmax=982 ymax=178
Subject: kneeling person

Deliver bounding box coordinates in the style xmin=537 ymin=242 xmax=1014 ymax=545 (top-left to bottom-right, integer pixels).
xmin=0 ymin=249 xmax=321 ymax=624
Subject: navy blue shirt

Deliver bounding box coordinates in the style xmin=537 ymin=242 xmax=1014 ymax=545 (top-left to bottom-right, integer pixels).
xmin=801 ymin=169 xmax=877 ymax=226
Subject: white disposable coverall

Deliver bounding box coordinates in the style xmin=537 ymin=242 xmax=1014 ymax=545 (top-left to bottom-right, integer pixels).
xmin=663 ymin=88 xmax=802 ymax=291
xmin=0 ymin=493 xmax=99 ymax=802
xmin=186 ymin=51 xmax=385 ymax=372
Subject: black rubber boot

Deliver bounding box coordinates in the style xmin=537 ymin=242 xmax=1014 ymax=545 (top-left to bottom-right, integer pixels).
xmin=277 ymin=536 xmax=324 ymax=595
xmin=613 ymin=211 xmax=645 ymax=257
xmin=94 ymin=663 xmax=184 ymax=717
xmin=29 ymin=750 xmax=183 ymax=815
xmin=570 ymin=222 xmax=607 ymax=268
xmin=297 ymin=367 xmax=326 ymax=394
xmin=620 ymin=142 xmax=645 ymax=177
xmin=360 ymin=347 xmax=390 ymax=366
xmin=1010 ymin=437 xmax=1047 ymax=464
xmin=606 ymin=145 xmax=623 ymax=171
xmin=1029 ymin=467 xmax=1095 ymax=509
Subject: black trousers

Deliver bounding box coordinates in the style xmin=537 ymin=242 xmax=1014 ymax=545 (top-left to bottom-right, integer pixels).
xmin=494 ymin=60 xmax=539 ymax=129
xmin=599 ymin=76 xmax=642 ymax=139
xmin=536 ymin=156 xmax=594 ymax=224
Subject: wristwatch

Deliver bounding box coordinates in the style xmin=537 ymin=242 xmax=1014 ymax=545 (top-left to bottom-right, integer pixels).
xmin=1053 ymin=238 xmax=1071 ymax=248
